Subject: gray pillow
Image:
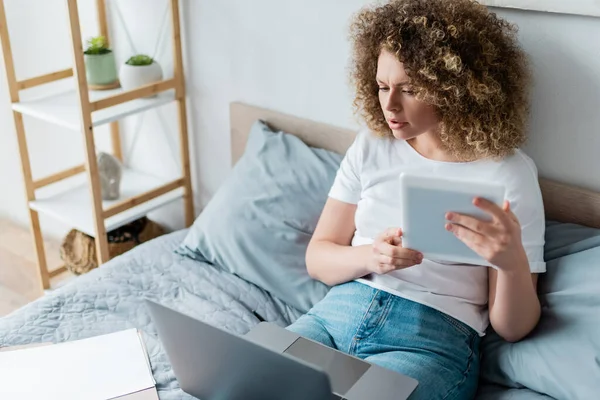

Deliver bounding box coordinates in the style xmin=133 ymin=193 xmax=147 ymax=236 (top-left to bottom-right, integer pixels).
xmin=480 ymin=221 xmax=600 ymax=399
xmin=177 ymin=120 xmax=343 ymax=313
xmin=477 ymin=383 xmax=554 ymax=400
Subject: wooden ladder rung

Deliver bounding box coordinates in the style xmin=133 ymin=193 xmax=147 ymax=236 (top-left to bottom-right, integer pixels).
xmin=48 ymin=265 xmax=68 ymax=278
xmin=103 ymin=178 xmax=185 ymax=219
xmin=17 ymin=68 xmax=74 ymax=90
xmin=33 ymin=164 xmax=86 ymax=190
xmin=90 ymin=79 xmax=176 ymax=112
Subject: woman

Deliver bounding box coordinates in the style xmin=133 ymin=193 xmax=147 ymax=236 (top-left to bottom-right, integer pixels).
xmin=286 ymin=1 xmax=546 ymax=399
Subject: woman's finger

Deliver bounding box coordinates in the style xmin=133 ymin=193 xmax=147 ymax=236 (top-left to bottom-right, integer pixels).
xmin=392 ymin=257 xmax=422 ymax=268
xmin=376 ymin=241 xmax=422 ymax=261
xmin=393 ymin=246 xmax=423 ymax=262
xmin=389 ymin=234 xmax=403 ymax=247
xmin=376 ymin=256 xmax=419 ymax=272
xmin=473 ymin=197 xmax=510 ymax=225
xmin=503 ymin=201 xmax=519 ymax=224
xmin=380 ymin=227 xmax=402 ymax=242
xmin=377 ymin=252 xmax=421 ymax=267
xmin=446 ymin=223 xmax=486 ymax=249
xmin=375 ymin=263 xmax=397 ymax=274
xmin=445 ymin=212 xmax=497 ymax=236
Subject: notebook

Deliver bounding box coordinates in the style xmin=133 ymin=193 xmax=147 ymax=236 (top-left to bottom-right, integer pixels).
xmin=0 ymin=329 xmax=157 ymax=400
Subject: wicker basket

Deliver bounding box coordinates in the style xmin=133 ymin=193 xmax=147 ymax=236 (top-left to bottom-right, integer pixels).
xmin=60 ymin=217 xmax=165 ymax=275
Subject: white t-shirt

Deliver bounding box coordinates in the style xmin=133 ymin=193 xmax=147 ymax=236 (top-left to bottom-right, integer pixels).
xmin=328 ymin=131 xmax=546 ymax=335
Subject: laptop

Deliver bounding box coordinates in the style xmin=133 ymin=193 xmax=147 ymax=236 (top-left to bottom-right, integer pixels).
xmin=146 ymin=301 xmax=418 ymax=400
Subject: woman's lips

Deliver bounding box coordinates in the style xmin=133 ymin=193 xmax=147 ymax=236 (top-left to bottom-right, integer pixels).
xmin=388 ymin=120 xmax=408 ymax=129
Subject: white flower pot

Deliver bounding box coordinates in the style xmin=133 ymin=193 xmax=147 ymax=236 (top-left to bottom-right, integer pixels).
xmin=119 ymin=61 xmax=163 ymax=96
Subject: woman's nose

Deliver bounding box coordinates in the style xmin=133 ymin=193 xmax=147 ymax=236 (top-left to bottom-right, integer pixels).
xmin=385 ymin=90 xmax=402 ymax=112
xmin=385 ymin=96 xmax=401 ymax=112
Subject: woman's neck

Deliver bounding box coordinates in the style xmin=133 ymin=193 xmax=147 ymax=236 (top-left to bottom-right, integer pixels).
xmin=406 ymin=130 xmax=460 ymax=162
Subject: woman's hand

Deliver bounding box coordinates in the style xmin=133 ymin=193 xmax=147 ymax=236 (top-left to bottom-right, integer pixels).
xmin=366 ymin=228 xmax=423 ymax=275
xmin=445 ymin=197 xmax=527 ymax=271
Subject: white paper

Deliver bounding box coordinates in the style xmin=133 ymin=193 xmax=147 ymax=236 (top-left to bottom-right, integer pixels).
xmin=0 ymin=329 xmax=155 ymax=400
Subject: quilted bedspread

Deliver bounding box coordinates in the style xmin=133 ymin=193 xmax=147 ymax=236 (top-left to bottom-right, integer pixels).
xmin=0 ymin=230 xmax=303 ymax=399
xmin=0 ymin=230 xmax=556 ymax=400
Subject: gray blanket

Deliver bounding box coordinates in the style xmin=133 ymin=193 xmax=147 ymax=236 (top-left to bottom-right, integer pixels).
xmin=0 ymin=230 xmax=302 ymax=399
xmin=0 ymin=230 xmax=551 ymax=399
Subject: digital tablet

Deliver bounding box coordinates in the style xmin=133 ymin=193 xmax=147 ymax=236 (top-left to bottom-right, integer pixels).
xmin=399 ymin=173 xmax=506 ymax=267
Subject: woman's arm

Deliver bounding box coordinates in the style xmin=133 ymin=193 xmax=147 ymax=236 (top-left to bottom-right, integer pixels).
xmin=307 ymin=198 xmax=423 ymax=287
xmin=306 ymin=199 xmax=371 ymax=285
xmin=488 ymin=267 xmax=540 ymax=342
xmin=446 ymin=198 xmax=541 ymax=342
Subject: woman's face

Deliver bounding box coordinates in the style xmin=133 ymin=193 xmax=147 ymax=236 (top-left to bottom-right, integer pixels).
xmin=377 ymin=49 xmax=440 ymax=140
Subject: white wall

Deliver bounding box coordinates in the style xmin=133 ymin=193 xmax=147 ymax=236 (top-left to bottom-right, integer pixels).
xmin=491 ymin=7 xmax=600 ymax=191
xmin=1 ymin=1 xmax=600 ymax=242
xmin=185 ymin=1 xmax=600 ymax=196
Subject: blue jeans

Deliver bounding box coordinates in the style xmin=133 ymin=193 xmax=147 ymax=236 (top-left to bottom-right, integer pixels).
xmin=286 ymin=281 xmax=481 ymax=400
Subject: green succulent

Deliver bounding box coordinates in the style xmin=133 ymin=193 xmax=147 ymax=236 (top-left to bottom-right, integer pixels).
xmin=125 ymin=54 xmax=154 ymax=66
xmin=84 ymin=36 xmax=111 ymax=55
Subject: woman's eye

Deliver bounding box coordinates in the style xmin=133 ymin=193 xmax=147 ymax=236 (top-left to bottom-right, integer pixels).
xmin=402 ymin=89 xmax=415 ymax=95
xmin=378 ymin=87 xmax=389 ymax=92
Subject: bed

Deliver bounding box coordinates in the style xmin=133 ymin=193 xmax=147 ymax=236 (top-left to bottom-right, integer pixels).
xmin=1 ymin=102 xmax=599 ymax=400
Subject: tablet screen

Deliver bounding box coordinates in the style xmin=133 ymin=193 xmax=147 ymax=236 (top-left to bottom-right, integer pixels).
xmin=400 ymin=174 xmax=505 ymax=266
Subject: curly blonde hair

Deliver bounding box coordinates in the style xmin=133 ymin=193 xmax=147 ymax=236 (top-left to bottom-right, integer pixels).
xmin=350 ymin=0 xmax=530 ymax=160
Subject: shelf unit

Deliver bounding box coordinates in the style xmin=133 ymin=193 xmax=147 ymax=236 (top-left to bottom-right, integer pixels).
xmin=0 ymin=0 xmax=195 ymax=291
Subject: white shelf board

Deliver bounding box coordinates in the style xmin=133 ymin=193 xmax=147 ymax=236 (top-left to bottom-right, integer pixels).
xmin=30 ymin=168 xmax=184 ymax=237
xmin=12 ymin=87 xmax=175 ymax=131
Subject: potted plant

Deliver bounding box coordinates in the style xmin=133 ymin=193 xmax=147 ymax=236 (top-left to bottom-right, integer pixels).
xmin=119 ymin=54 xmax=163 ymax=95
xmin=83 ymin=36 xmax=119 ymax=89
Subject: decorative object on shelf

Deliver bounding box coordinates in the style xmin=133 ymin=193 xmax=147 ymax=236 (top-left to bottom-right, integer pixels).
xmin=83 ymin=35 xmax=119 ymax=90
xmin=59 ymin=217 xmax=165 ymax=275
xmin=119 ymin=54 xmax=163 ymax=96
xmin=97 ymin=152 xmax=123 ymax=200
